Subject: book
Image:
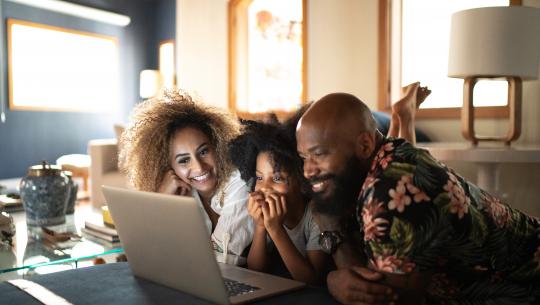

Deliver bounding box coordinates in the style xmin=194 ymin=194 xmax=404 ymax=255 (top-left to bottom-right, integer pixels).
xmin=81 ymin=227 xmax=120 ymax=243
xmin=84 ymin=221 xmax=118 ymax=236
xmin=0 ymin=194 xmax=23 ymax=212
xmin=82 ymin=233 xmax=121 ymax=248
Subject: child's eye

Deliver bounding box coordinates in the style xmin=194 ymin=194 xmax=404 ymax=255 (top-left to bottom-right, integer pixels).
xmin=272 ymin=176 xmax=285 ymax=183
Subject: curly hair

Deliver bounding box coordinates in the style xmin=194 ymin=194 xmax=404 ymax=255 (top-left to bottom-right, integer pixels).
xmin=118 ymin=89 xmax=240 ymax=193
xmin=228 ymin=120 xmax=308 ymax=195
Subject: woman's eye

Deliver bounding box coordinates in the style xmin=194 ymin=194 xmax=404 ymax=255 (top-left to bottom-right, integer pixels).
xmin=255 ymin=176 xmax=263 ymax=182
xmin=199 ymin=148 xmax=209 ymax=156
xmin=177 ymin=158 xmax=189 ymax=165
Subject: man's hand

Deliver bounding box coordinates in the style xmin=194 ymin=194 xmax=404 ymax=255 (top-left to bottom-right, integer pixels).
xmin=327 ymin=267 xmax=397 ymax=305
xmin=247 ymin=191 xmax=266 ymax=229
xmin=158 ymin=169 xmax=191 ymax=196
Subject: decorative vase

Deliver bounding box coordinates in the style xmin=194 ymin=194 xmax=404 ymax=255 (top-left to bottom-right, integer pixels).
xmin=63 ymin=171 xmax=78 ymax=215
xmin=20 ymin=161 xmax=71 ymax=226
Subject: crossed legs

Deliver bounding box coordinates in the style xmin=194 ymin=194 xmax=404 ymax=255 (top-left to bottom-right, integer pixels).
xmin=387 ymin=82 xmax=431 ymax=144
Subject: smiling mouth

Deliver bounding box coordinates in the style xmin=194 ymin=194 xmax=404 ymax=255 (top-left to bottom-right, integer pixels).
xmin=311 ymin=179 xmax=328 ymax=193
xmin=190 ymin=172 xmax=211 ymax=183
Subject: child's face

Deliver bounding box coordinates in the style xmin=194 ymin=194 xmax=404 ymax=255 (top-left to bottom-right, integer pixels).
xmin=254 ymin=152 xmax=291 ymax=196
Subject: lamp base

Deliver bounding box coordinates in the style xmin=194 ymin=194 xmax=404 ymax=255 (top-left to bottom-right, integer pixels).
xmin=462 ymin=76 xmax=522 ymax=146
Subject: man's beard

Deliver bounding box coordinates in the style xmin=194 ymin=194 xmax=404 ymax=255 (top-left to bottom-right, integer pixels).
xmin=311 ymin=157 xmax=367 ymax=217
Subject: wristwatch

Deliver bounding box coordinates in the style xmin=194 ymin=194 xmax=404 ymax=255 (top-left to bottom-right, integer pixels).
xmin=319 ymin=230 xmax=344 ymax=255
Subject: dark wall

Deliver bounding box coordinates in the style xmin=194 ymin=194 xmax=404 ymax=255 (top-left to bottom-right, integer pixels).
xmin=0 ymin=0 xmax=176 ymax=179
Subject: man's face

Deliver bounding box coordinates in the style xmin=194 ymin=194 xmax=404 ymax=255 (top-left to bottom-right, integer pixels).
xmin=297 ymin=124 xmax=365 ymax=216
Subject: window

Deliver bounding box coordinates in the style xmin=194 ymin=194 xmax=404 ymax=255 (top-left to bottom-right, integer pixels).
xmin=229 ymin=0 xmax=306 ymax=117
xmin=8 ymin=19 xmax=119 ymax=112
xmin=159 ymin=40 xmax=175 ymax=88
xmin=379 ymin=0 xmax=519 ymax=118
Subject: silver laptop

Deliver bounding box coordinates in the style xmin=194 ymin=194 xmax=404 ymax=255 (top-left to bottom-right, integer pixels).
xmin=102 ymin=186 xmax=305 ymax=305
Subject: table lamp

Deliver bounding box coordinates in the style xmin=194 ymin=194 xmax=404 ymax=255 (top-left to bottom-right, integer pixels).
xmin=448 ymin=6 xmax=540 ymax=146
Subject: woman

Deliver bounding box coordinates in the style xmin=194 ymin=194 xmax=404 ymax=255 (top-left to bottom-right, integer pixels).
xmin=119 ymin=89 xmax=252 ymax=265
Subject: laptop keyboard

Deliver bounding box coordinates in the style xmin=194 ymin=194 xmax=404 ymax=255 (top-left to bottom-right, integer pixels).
xmin=223 ymin=278 xmax=261 ymax=297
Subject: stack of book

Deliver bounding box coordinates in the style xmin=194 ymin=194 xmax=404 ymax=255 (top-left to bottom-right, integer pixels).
xmin=82 ymin=221 xmax=120 ymax=245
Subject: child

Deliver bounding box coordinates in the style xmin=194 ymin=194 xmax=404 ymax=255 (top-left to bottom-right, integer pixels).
xmin=229 ymin=121 xmax=329 ymax=285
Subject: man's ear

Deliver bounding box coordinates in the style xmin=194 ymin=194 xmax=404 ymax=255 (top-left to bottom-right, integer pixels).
xmin=354 ymin=132 xmax=375 ymax=159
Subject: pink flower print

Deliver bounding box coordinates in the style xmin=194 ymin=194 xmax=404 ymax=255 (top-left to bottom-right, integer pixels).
xmin=443 ymin=176 xmax=470 ymax=219
xmin=371 ymin=255 xmax=395 ymax=273
xmin=362 ymin=175 xmax=379 ymax=190
xmin=383 ymin=142 xmax=394 ymax=152
xmin=483 ymin=193 xmax=512 ymax=228
xmin=388 ymin=183 xmax=411 ymax=213
xmin=362 ymin=198 xmax=388 ymax=241
xmin=371 ymin=255 xmax=415 ymax=274
xmin=404 ymin=180 xmax=430 ymax=203
xmin=377 ymin=142 xmax=394 ymax=159
xmin=372 ymin=142 xmax=395 ymax=171
xmin=379 ymin=155 xmax=393 ymax=169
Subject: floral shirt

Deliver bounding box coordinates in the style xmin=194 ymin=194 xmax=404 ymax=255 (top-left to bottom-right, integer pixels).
xmin=357 ymin=137 xmax=540 ymax=305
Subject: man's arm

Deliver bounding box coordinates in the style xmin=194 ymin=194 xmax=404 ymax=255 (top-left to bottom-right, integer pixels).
xmin=315 ymin=213 xmax=399 ymax=305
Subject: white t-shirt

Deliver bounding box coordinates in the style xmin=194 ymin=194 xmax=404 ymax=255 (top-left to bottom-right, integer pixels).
xmin=268 ymin=205 xmax=321 ymax=256
xmin=192 ymin=169 xmax=253 ymax=265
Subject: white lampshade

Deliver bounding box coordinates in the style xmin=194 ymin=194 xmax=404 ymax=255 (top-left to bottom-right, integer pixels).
xmin=139 ymin=70 xmax=163 ymax=98
xmin=448 ymin=6 xmax=540 ymax=80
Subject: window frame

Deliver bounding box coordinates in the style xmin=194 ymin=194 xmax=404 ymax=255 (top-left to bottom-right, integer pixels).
xmin=228 ymin=0 xmax=308 ymax=120
xmin=7 ymin=19 xmax=119 ymax=113
xmin=377 ymin=0 xmax=521 ymax=119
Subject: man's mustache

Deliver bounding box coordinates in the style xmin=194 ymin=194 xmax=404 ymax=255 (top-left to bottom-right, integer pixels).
xmin=308 ymin=174 xmax=335 ymax=185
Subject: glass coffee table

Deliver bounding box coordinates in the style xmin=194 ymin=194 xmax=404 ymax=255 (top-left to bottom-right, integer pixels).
xmin=0 ymin=200 xmax=124 ymax=279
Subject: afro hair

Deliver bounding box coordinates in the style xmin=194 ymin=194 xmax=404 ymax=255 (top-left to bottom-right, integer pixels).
xmin=229 ymin=119 xmax=307 ymax=194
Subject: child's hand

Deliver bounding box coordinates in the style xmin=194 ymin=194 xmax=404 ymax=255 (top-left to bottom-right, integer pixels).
xmin=248 ymin=191 xmax=266 ymax=229
xmin=158 ymin=169 xmax=191 ymax=196
xmin=260 ymin=191 xmax=287 ymax=234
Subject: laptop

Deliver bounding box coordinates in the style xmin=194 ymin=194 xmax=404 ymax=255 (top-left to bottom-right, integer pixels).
xmin=102 ymin=186 xmax=305 ymax=305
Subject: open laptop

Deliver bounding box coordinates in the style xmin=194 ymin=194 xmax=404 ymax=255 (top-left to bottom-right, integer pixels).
xmin=102 ymin=186 xmax=305 ymax=305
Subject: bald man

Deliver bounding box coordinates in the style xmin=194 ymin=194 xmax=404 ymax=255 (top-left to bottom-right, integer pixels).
xmin=296 ymin=93 xmax=540 ymax=305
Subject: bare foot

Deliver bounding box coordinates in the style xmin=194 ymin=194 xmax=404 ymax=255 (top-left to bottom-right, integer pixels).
xmin=416 ymin=86 xmax=431 ymax=109
xmin=393 ymin=82 xmax=420 ymax=121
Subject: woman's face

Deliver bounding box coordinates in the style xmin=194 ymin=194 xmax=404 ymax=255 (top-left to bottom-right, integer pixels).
xmin=254 ymin=152 xmax=294 ymax=199
xmin=170 ymin=127 xmax=218 ymax=198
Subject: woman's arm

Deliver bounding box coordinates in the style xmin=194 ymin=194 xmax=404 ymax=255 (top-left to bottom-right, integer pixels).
xmin=210 ymin=171 xmax=253 ymax=263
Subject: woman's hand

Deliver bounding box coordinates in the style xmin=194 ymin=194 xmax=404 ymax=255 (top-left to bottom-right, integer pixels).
xmin=260 ymin=191 xmax=287 ymax=234
xmin=158 ymin=169 xmax=191 ymax=196
xmin=248 ymin=191 xmax=266 ymax=229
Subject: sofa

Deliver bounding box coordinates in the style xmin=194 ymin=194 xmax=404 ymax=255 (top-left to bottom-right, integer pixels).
xmin=88 ymin=138 xmax=127 ymax=208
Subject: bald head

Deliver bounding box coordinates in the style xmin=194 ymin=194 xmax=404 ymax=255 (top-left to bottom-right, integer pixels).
xmin=297 ymin=93 xmax=377 ymax=138
xmin=295 ymin=93 xmax=379 ymax=216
